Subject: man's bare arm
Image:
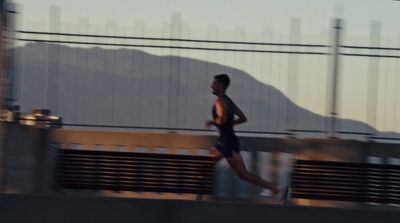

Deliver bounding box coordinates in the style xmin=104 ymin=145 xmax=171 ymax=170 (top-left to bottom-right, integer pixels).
xmin=234 ymin=105 xmax=247 ymax=125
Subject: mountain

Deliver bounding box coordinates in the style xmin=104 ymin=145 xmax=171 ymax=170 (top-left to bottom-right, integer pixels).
xmin=11 ymin=43 xmax=398 ymax=139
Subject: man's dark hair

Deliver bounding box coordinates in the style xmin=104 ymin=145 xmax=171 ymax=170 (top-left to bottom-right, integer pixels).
xmin=214 ymin=74 xmax=230 ymax=90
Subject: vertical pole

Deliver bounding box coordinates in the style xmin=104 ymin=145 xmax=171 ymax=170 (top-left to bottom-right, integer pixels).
xmin=47 ymin=6 xmax=60 ymax=113
xmin=5 ymin=1 xmax=14 ymax=105
xmin=167 ymin=12 xmax=182 ymax=130
xmin=286 ymin=18 xmax=301 ymax=133
xmin=0 ymin=0 xmax=7 ymax=192
xmin=367 ymin=21 xmax=380 ymax=136
xmin=330 ymin=19 xmax=342 ymax=138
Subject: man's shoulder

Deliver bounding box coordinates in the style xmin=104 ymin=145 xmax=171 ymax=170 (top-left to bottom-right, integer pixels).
xmin=223 ymin=95 xmax=236 ymax=106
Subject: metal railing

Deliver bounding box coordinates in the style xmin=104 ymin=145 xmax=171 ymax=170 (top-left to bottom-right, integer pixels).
xmin=8 ymin=16 xmax=400 ymax=141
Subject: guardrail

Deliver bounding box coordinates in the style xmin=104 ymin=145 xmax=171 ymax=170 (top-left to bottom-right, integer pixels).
xmin=3 ymin=124 xmax=400 ymax=208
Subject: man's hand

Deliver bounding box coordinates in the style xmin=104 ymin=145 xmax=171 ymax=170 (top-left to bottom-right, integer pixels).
xmin=205 ymin=120 xmax=214 ymax=129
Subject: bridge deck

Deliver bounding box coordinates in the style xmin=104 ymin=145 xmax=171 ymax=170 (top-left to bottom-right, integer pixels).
xmin=1 ymin=194 xmax=400 ymax=223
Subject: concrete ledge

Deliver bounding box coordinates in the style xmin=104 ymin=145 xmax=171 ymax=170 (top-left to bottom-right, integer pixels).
xmin=1 ymin=194 xmax=400 ymax=223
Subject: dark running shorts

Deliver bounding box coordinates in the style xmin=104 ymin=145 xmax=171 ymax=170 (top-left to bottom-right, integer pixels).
xmin=214 ymin=136 xmax=240 ymax=158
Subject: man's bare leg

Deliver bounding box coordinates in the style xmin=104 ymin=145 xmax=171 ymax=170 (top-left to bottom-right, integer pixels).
xmin=226 ymin=152 xmax=278 ymax=194
xmin=209 ymin=147 xmax=223 ymax=162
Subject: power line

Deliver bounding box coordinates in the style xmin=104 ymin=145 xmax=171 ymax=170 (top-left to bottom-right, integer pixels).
xmin=16 ymin=38 xmax=328 ymax=55
xmin=341 ymin=45 xmax=400 ymax=51
xmin=17 ymin=30 xmax=329 ymax=48
xmin=341 ymin=53 xmax=400 ymax=58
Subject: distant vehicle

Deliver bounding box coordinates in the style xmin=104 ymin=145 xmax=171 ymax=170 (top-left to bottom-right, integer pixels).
xmin=18 ymin=109 xmax=62 ymax=128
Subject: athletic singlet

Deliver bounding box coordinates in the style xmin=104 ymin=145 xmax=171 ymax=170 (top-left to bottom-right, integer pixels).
xmin=212 ymin=95 xmax=236 ymax=137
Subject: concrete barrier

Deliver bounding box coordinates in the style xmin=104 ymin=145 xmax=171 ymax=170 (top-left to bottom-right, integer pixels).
xmin=3 ymin=124 xmax=400 ymax=207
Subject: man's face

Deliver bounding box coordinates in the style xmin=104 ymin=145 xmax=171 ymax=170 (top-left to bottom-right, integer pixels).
xmin=211 ymin=79 xmax=223 ymax=95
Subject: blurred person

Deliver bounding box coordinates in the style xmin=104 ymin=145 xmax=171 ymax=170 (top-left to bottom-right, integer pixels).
xmin=205 ymin=74 xmax=288 ymax=199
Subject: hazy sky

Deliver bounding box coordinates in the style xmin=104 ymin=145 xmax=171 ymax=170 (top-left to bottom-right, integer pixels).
xmin=12 ymin=0 xmax=400 ymax=133
xmin=14 ymin=0 xmax=400 ymax=36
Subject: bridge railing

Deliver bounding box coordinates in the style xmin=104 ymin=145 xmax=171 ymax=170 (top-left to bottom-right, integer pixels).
xmin=3 ymin=124 xmax=400 ymax=208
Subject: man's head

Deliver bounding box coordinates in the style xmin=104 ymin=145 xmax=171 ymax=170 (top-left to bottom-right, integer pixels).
xmin=212 ymin=74 xmax=230 ymax=95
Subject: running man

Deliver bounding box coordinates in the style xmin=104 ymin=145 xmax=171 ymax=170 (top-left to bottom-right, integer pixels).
xmin=205 ymin=74 xmax=279 ymax=195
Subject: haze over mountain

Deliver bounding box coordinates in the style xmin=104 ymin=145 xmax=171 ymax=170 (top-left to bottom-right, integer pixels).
xmin=13 ymin=43 xmax=399 ymax=139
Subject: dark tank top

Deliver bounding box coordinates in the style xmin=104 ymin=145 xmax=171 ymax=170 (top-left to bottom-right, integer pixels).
xmin=212 ymin=95 xmax=236 ymax=137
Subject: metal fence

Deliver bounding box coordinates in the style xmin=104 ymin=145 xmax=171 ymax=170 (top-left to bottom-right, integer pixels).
xmin=9 ymin=10 xmax=400 ymax=141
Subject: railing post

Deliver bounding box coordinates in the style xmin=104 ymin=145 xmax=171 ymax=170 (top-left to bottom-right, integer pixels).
xmin=366 ymin=21 xmax=381 ymax=137
xmin=330 ymin=19 xmax=343 ymax=138
xmin=286 ymin=18 xmax=301 ymax=134
xmin=47 ymin=6 xmax=61 ymax=113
